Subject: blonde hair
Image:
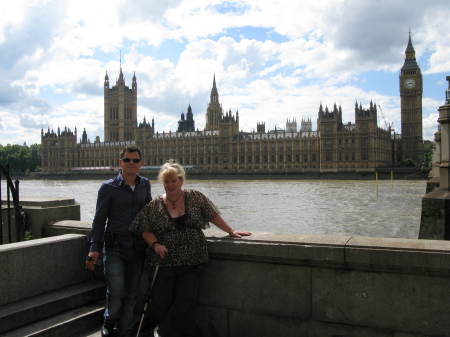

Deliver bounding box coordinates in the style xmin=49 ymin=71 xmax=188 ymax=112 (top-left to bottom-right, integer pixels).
xmin=158 ymin=160 xmax=186 ymax=182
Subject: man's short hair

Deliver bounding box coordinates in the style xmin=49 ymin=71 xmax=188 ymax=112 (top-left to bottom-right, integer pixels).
xmin=120 ymin=145 xmax=142 ymax=159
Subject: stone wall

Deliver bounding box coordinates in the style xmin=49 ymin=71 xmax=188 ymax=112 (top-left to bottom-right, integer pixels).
xmin=0 ymin=234 xmax=90 ymax=306
xmin=198 ymin=232 xmax=450 ymax=337
xmin=0 ymin=198 xmax=81 ymax=241
xmin=4 ymin=225 xmax=450 ymax=336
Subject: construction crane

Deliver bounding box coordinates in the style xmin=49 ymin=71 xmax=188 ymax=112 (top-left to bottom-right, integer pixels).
xmin=378 ymin=104 xmax=393 ymax=131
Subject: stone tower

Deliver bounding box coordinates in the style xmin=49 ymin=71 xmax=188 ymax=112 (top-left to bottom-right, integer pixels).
xmin=355 ymin=100 xmax=378 ymax=163
xmin=286 ymin=118 xmax=297 ymax=133
xmin=400 ymin=32 xmax=423 ymax=165
xmin=205 ymin=75 xmax=222 ymax=131
xmin=177 ymin=104 xmax=195 ymax=132
xmin=104 ymin=61 xmax=137 ymax=142
xmin=257 ymin=122 xmax=265 ymax=133
xmin=300 ymin=118 xmax=312 ymax=132
xmin=317 ymin=103 xmax=343 ymax=171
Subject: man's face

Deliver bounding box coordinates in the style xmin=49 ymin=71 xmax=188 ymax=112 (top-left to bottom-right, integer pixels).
xmin=119 ymin=151 xmax=143 ymax=175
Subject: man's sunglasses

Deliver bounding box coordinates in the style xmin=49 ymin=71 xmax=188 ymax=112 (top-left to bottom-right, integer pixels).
xmin=121 ymin=158 xmax=141 ymax=163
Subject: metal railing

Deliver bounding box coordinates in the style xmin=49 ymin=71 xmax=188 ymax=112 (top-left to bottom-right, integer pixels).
xmin=0 ymin=164 xmax=27 ymax=244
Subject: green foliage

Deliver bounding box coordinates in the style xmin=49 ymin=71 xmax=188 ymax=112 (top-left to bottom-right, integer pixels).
xmin=0 ymin=144 xmax=41 ymax=175
xmin=400 ymin=158 xmax=417 ymax=167
xmin=423 ymin=140 xmax=433 ymax=168
xmin=24 ymin=231 xmax=34 ymax=241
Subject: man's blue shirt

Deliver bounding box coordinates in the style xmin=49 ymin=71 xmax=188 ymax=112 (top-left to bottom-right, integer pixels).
xmin=90 ymin=174 xmax=151 ymax=252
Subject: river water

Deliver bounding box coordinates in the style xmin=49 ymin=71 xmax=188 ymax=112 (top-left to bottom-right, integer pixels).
xmin=2 ymin=179 xmax=426 ymax=239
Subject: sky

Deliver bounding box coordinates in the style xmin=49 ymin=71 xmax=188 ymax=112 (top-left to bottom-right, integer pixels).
xmin=0 ymin=0 xmax=449 ymax=146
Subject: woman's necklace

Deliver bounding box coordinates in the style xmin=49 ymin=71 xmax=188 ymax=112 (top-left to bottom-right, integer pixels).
xmin=166 ymin=191 xmax=183 ymax=210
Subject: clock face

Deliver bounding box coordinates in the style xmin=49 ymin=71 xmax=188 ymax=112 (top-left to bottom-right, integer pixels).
xmin=404 ymin=78 xmax=416 ymax=89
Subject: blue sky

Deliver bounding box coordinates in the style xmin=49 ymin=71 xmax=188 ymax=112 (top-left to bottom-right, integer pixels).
xmin=0 ymin=0 xmax=449 ymax=145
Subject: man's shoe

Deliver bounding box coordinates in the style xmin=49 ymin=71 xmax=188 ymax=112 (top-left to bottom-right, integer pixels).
xmin=101 ymin=324 xmax=116 ymax=337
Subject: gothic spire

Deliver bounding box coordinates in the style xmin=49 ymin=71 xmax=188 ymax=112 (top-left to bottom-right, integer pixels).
xmin=132 ymin=71 xmax=137 ymax=91
xmin=402 ymin=31 xmax=419 ymax=71
xmin=210 ymin=74 xmax=219 ymax=104
xmin=405 ymin=31 xmax=416 ymax=61
xmin=405 ymin=31 xmax=415 ymax=55
xmin=118 ymin=50 xmax=124 ymax=83
xmin=104 ymin=70 xmax=109 ymax=88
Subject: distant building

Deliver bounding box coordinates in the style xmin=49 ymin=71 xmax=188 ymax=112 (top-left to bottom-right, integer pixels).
xmin=400 ymin=32 xmax=423 ymax=165
xmin=177 ymin=105 xmax=195 ymax=133
xmin=41 ymin=34 xmax=422 ymax=173
xmin=300 ymin=118 xmax=312 ymax=132
xmin=286 ymin=118 xmax=297 ymax=133
xmin=103 ymin=66 xmax=137 ymax=142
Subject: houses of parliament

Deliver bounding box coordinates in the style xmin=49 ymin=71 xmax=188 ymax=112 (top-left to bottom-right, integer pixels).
xmin=40 ymin=34 xmax=423 ymax=174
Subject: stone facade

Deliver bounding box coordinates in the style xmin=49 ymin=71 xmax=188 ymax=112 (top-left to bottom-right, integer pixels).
xmin=104 ymin=66 xmax=137 ymax=142
xmin=41 ymin=36 xmax=422 ymax=174
xmin=177 ymin=104 xmax=195 ymax=133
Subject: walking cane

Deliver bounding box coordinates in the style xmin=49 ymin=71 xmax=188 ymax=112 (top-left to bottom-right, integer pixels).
xmin=135 ymin=263 xmax=160 ymax=337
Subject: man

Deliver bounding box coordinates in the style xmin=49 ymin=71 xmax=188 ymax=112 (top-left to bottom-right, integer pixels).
xmin=86 ymin=145 xmax=151 ymax=337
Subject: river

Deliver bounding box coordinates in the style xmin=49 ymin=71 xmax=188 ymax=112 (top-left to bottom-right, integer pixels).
xmin=2 ymin=178 xmax=426 ymax=239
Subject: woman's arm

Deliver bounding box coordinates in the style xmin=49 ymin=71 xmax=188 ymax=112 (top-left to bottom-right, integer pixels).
xmin=211 ymin=214 xmax=252 ymax=238
xmin=142 ymin=231 xmax=168 ymax=259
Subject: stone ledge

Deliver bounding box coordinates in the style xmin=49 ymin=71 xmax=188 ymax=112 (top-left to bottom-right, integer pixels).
xmin=207 ymin=236 xmax=347 ymax=268
xmin=207 ymin=232 xmax=450 ymax=274
xmin=422 ymin=188 xmax=450 ymax=200
xmin=346 ymin=236 xmax=450 ymax=275
xmin=1 ymin=198 xmax=77 ymax=208
xmin=0 ymin=234 xmax=85 ymax=252
xmin=46 ymin=224 xmax=450 ymax=275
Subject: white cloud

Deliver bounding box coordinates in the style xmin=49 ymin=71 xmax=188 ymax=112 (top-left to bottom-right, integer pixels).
xmin=0 ymin=0 xmax=41 ymax=43
xmin=423 ymin=112 xmax=439 ymax=140
xmin=425 ymin=45 xmax=450 ymax=74
xmin=0 ymin=0 xmax=448 ymax=145
xmin=419 ymin=6 xmax=450 ymax=74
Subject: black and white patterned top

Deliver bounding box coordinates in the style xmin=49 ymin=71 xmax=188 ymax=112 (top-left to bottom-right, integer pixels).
xmin=129 ymin=189 xmax=219 ymax=267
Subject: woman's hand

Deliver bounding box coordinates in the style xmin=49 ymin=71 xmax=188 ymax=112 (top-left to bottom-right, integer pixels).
xmin=211 ymin=214 xmax=252 ymax=238
xmin=153 ymin=243 xmax=168 ymax=259
xmin=228 ymin=230 xmax=252 ymax=238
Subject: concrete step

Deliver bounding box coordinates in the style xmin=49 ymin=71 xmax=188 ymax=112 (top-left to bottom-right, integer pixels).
xmin=0 ymin=280 xmax=105 ymax=334
xmin=1 ymin=302 xmax=104 ymax=337
xmin=80 ymin=325 xmax=155 ymax=337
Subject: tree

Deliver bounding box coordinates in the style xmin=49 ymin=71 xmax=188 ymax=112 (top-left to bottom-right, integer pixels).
xmin=0 ymin=144 xmax=41 ymax=175
xmin=423 ymin=140 xmax=433 ymax=169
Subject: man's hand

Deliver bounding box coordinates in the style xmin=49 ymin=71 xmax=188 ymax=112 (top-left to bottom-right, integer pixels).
xmin=85 ymin=251 xmax=100 ymax=271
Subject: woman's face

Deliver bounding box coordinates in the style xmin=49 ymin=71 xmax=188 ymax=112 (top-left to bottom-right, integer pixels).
xmin=163 ymin=175 xmax=183 ymax=194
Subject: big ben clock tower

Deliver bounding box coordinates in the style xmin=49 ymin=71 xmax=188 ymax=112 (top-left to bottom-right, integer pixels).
xmin=400 ymin=32 xmax=423 ymax=165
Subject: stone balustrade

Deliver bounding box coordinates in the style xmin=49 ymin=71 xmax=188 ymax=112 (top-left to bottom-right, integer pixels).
xmin=6 ymin=223 xmax=447 ymax=337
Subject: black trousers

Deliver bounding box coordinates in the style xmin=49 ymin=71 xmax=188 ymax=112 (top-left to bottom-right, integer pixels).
xmin=147 ymin=264 xmax=203 ymax=337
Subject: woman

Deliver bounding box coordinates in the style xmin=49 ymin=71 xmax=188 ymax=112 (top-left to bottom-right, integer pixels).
xmin=130 ymin=161 xmax=251 ymax=337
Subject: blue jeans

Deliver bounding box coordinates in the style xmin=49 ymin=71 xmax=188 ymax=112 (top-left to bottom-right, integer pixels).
xmin=103 ymin=247 xmax=144 ymax=335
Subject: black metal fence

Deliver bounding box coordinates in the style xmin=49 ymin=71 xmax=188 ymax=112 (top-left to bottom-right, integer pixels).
xmin=0 ymin=164 xmax=27 ymax=244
